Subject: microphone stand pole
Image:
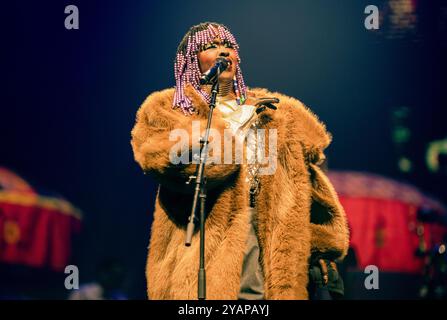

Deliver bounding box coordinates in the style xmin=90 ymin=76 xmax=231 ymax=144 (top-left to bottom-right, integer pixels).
xmin=185 ymin=70 xmax=221 ymax=300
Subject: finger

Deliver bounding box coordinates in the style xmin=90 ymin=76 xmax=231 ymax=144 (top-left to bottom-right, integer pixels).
xmin=255 ymin=97 xmax=280 ymax=106
xmin=256 ymin=106 xmax=266 ymax=114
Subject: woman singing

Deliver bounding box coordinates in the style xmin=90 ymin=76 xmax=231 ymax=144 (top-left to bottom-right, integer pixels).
xmin=131 ymin=22 xmax=349 ymax=300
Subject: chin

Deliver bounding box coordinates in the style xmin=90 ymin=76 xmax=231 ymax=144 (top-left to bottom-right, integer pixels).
xmin=219 ymin=71 xmax=236 ymax=81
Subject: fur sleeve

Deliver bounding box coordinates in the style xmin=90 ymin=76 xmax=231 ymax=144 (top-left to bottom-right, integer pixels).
xmin=131 ymin=89 xmax=240 ymax=193
xmin=273 ymin=92 xmax=349 ymax=260
xmin=309 ymin=162 xmax=350 ymax=260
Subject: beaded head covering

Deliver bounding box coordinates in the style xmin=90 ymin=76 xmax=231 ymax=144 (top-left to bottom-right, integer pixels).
xmin=173 ymin=22 xmax=247 ymax=115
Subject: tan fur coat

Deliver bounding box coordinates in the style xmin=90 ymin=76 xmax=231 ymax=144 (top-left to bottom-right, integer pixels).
xmin=131 ymin=84 xmax=349 ymax=300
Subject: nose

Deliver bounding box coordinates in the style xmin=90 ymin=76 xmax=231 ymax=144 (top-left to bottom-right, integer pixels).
xmin=219 ymin=51 xmax=230 ymax=57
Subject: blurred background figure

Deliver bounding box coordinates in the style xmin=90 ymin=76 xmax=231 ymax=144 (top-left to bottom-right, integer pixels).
xmin=419 ymin=234 xmax=447 ymax=299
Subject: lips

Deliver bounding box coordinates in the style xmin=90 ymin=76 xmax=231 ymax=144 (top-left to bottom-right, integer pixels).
xmin=222 ymin=58 xmax=233 ymax=70
xmin=215 ymin=58 xmax=233 ymax=73
xmin=218 ymin=58 xmax=232 ymax=66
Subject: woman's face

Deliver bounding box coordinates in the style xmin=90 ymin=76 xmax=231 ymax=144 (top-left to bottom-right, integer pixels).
xmin=197 ymin=37 xmax=238 ymax=82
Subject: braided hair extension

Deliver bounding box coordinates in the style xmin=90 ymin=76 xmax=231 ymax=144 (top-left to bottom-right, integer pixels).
xmin=173 ymin=22 xmax=247 ymax=115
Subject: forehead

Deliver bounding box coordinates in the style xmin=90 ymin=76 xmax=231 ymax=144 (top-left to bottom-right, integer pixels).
xmin=207 ymin=37 xmax=229 ymax=44
xmin=191 ymin=25 xmax=237 ymax=47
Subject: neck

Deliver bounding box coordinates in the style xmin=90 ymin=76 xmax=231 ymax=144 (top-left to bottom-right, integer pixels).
xmin=203 ymin=79 xmax=235 ymax=101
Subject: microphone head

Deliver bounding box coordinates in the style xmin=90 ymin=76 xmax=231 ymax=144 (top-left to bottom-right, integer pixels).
xmin=216 ymin=57 xmax=229 ymax=69
xmin=199 ymin=58 xmax=230 ymax=85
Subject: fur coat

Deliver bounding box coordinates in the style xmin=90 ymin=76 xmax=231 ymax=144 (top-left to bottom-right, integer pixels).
xmin=131 ymin=84 xmax=349 ymax=300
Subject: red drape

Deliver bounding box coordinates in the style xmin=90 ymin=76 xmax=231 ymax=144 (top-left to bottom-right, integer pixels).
xmin=0 ymin=195 xmax=81 ymax=272
xmin=340 ymin=196 xmax=446 ymax=273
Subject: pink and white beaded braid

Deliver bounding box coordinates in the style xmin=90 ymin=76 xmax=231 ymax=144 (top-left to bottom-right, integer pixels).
xmin=173 ymin=24 xmax=247 ymax=115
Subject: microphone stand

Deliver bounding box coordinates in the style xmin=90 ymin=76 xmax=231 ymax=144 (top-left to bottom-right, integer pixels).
xmin=184 ymin=69 xmax=221 ymax=300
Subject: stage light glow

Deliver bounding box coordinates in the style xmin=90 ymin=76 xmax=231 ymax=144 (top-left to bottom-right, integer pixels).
xmin=426 ymin=137 xmax=447 ymax=173
xmin=398 ymin=156 xmax=412 ymax=173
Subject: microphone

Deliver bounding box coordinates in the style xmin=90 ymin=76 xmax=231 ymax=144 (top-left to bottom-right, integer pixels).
xmin=199 ymin=58 xmax=229 ymax=85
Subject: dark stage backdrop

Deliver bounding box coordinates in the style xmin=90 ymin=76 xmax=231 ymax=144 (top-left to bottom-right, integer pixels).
xmin=2 ymin=1 xmax=446 ymax=298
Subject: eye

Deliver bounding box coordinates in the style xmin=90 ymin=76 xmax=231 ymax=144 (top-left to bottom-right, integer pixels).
xmin=202 ymin=43 xmax=217 ymax=51
xmin=224 ymin=41 xmax=234 ymax=49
